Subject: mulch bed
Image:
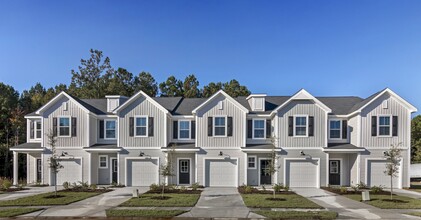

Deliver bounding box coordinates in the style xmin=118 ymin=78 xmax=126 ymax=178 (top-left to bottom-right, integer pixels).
xmin=0 ymin=188 xmax=29 ymax=193
xmin=147 ymin=189 xmax=202 ymax=194
xmin=61 ymin=188 xmax=112 ymax=193
xmin=238 ymin=186 xmax=294 ymax=195
xmin=321 ymin=187 xmax=391 ymax=195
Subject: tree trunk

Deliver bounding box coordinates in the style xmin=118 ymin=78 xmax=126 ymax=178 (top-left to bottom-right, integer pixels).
xmin=55 ymin=172 xmax=57 ymax=197
xmin=161 ymin=182 xmax=165 ymax=199
xmin=390 ymin=176 xmax=393 ymax=201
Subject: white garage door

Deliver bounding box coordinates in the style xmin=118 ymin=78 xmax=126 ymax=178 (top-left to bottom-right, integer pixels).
xmin=205 ymin=159 xmax=237 ymax=187
xmin=367 ymin=160 xmax=400 ymax=188
xmin=127 ymin=159 xmax=159 ymax=186
xmin=286 ymin=159 xmax=318 ymax=187
xmin=56 ymin=159 xmax=82 ymax=185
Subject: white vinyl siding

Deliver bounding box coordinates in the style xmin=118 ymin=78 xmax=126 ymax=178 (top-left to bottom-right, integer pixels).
xmin=214 ymin=116 xmax=226 ymax=137
xmin=178 ymin=120 xmax=191 ymax=140
xmin=135 ymin=116 xmax=148 ymax=137
xmin=253 ymin=119 xmax=265 ymax=139
xmin=58 ymin=117 xmax=70 ymax=137
xmin=105 ymin=120 xmax=116 ymax=139
xmin=329 ymin=120 xmax=341 ymax=139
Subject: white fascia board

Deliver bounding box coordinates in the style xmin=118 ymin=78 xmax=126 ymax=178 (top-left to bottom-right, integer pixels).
xmin=192 ymin=90 xmax=249 ymax=114
xmin=10 ymin=148 xmax=44 ymax=152
xmin=113 ymin=90 xmax=169 ymax=114
xmin=271 ymin=89 xmax=332 ymax=116
xmin=246 ymin=94 xmax=267 ymax=100
xmin=35 ymin=91 xmax=90 ymax=115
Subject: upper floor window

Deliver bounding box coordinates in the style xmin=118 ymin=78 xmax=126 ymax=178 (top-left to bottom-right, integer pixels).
xmin=59 ymin=117 xmax=70 ymax=137
xmin=214 ymin=116 xmax=226 ymax=136
xmin=253 ymin=119 xmax=265 ymax=139
xmin=179 ymin=120 xmax=191 ymax=140
xmin=105 ymin=120 xmax=116 ymax=139
xmin=329 ymin=120 xmax=341 ymax=139
xmin=135 ymin=116 xmax=148 ymax=137
xmin=294 ymin=116 xmax=307 ymax=136
xmin=34 ymin=120 xmax=42 ymax=139
xmin=378 ymin=116 xmax=391 ymax=136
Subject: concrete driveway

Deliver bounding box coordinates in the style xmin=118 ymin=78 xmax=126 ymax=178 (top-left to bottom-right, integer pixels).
xmin=0 ymin=186 xmax=61 ymax=201
xmin=22 ymin=187 xmax=148 ymax=217
xmin=179 ymin=187 xmax=263 ymax=218
xmin=293 ymin=188 xmax=417 ymax=219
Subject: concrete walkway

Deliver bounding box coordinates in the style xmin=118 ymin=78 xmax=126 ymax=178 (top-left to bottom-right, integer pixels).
xmin=386 ymin=189 xmax=421 ymax=199
xmin=293 ymin=188 xmax=418 ymax=219
xmin=22 ymin=187 xmax=148 ymax=217
xmin=0 ymin=186 xmax=61 ymax=201
xmin=179 ymin=187 xmax=264 ymax=218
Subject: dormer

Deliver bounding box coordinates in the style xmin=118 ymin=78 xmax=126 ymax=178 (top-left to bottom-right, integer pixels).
xmin=106 ymin=95 xmax=128 ymax=113
xmin=246 ymin=94 xmax=267 ymax=112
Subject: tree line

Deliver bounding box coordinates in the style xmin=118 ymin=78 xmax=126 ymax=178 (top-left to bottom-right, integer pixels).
xmin=0 ymin=49 xmax=251 ymax=179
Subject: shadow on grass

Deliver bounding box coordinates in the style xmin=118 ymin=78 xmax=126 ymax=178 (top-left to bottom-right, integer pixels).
xmin=43 ymin=195 xmax=66 ymax=199
xmin=150 ymin=196 xmax=171 ymax=200
xmin=265 ymin=198 xmax=286 ymax=201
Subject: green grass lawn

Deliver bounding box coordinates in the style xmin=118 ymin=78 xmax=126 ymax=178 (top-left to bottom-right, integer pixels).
xmin=255 ymin=210 xmax=337 ymax=219
xmin=120 ymin=193 xmax=200 ymax=207
xmin=106 ymin=209 xmax=186 ymax=217
xmin=241 ymin=193 xmax=322 ymax=208
xmin=0 ymin=191 xmax=101 ymax=206
xmin=0 ymin=208 xmax=43 ymax=217
xmin=344 ymin=194 xmax=421 ymax=209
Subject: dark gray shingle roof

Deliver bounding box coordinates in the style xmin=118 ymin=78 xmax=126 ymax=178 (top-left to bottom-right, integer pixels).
xmin=12 ymin=142 xmax=42 ymax=149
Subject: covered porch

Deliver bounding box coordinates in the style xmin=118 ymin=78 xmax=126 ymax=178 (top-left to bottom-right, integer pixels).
xmin=9 ymin=143 xmax=44 ymax=185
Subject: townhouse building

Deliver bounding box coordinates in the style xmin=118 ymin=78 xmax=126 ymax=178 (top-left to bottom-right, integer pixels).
xmin=11 ymin=88 xmax=417 ymax=189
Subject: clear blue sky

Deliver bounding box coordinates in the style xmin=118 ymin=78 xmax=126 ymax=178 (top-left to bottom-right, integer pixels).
xmin=1 ymin=1 xmax=420 ymax=115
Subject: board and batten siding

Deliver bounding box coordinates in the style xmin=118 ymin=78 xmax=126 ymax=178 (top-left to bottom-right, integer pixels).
xmin=196 ymin=95 xmax=246 ymax=148
xmin=118 ymin=96 xmax=166 ymax=147
xmin=277 ymin=100 xmax=326 ymax=148
xmin=360 ymin=93 xmax=410 ymax=148
xmin=348 ymin=116 xmax=359 ymax=147
xmin=89 ymin=116 xmax=97 ymax=147
xmin=43 ymin=96 xmax=88 ymax=147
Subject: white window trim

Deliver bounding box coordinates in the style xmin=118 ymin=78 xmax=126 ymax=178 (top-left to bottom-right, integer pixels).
xmin=34 ymin=120 xmax=42 ymax=140
xmin=104 ymin=119 xmax=117 ymax=140
xmin=134 ymin=115 xmax=148 ymax=137
xmin=99 ymin=155 xmax=108 ymax=169
xmin=178 ymin=120 xmax=191 ymax=140
xmin=293 ymin=115 xmax=308 ymax=137
xmin=58 ymin=116 xmax=71 ymax=137
xmin=328 ymin=119 xmax=342 ymax=140
xmin=247 ymin=156 xmax=257 ymax=169
xmin=213 ymin=115 xmax=227 ymax=137
xmin=378 ymin=115 xmax=392 ymax=137
xmin=252 ymin=118 xmax=266 ymax=139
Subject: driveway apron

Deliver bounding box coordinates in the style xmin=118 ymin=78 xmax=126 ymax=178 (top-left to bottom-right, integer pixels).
xmin=293 ymin=188 xmax=415 ymax=219
xmin=181 ymin=187 xmax=262 ymax=218
xmin=0 ymin=186 xmax=61 ymax=201
xmin=22 ymin=187 xmax=148 ymax=217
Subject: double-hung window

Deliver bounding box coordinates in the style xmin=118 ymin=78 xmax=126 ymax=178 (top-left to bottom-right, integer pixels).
xmin=294 ymin=116 xmax=307 ymax=136
xmin=99 ymin=155 xmax=108 ymax=168
xmin=379 ymin=116 xmax=391 ymax=136
xmin=248 ymin=156 xmax=256 ymax=169
xmin=179 ymin=120 xmax=190 ymax=139
xmin=135 ymin=116 xmax=148 ymax=137
xmin=329 ymin=120 xmax=341 ymax=139
xmin=253 ymin=119 xmax=265 ymax=139
xmin=105 ymin=120 xmax=116 ymax=139
xmin=35 ymin=120 xmax=42 ymax=139
xmin=58 ymin=117 xmax=70 ymax=137
xmin=214 ymin=116 xmax=226 ymax=136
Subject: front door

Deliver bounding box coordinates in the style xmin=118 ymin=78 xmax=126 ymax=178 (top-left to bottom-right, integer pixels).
xmin=36 ymin=159 xmax=42 ymax=182
xmin=111 ymin=158 xmax=118 ymax=184
xmin=329 ymin=160 xmax=340 ymax=185
xmin=260 ymin=159 xmax=272 ymax=185
xmin=179 ymin=159 xmax=190 ymax=185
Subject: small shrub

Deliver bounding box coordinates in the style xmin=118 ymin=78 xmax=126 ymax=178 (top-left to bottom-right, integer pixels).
xmin=90 ymin=184 xmax=97 ymax=190
xmin=245 ymin=185 xmax=254 ymax=193
xmin=2 ymin=179 xmax=12 ymax=190
xmin=63 ymin=181 xmax=70 ymax=190
xmin=78 ymin=181 xmax=89 ymax=189
xmin=340 ymin=186 xmax=348 ymax=194
xmin=111 ymin=181 xmax=117 ymax=187
xmin=283 ymin=185 xmax=290 ymax=192
xmin=370 ymin=185 xmax=384 ymax=194
xmin=262 ymin=185 xmax=266 ymax=191
xmin=356 ymin=182 xmax=368 ymax=189
xmin=191 ymin=182 xmax=200 ymax=191
xmin=179 ymin=186 xmax=187 ymax=192
xmin=351 ymin=185 xmax=360 ymax=193
xmin=273 ymin=183 xmax=283 ymax=192
xmin=167 ymin=184 xmax=176 ymax=191
xmin=150 ymin=183 xmax=160 ymax=191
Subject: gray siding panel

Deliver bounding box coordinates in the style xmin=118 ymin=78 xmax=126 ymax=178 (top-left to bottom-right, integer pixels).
xmin=361 ymin=94 xmax=410 ymax=148
xmin=277 ymin=100 xmax=326 ymax=148
xmin=89 ymin=116 xmax=97 ymax=146
xmin=43 ymin=96 xmax=88 ymax=147
xmin=196 ymin=95 xmax=246 ymax=147
xmin=118 ymin=96 xmax=166 ymax=147
xmin=348 ymin=116 xmax=359 ymax=147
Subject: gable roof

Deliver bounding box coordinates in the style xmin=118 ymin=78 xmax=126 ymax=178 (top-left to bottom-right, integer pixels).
xmin=113 ymin=90 xmax=169 ymax=114
xmin=271 ymin=89 xmax=332 ymax=115
xmin=192 ymin=90 xmax=249 ymax=114
xmin=35 ymin=91 xmax=91 ymax=115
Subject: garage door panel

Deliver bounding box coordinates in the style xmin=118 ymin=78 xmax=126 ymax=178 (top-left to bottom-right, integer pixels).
xmin=205 ymin=159 xmax=237 ymax=187
xmin=56 ymin=159 xmax=82 ymax=185
xmin=286 ymin=159 xmax=318 ymax=188
xmin=127 ymin=159 xmax=158 ymax=186
xmin=368 ymin=160 xmax=399 ymax=188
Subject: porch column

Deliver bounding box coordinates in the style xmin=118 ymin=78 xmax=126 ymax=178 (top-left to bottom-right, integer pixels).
xmin=13 ymin=151 xmax=18 ymax=185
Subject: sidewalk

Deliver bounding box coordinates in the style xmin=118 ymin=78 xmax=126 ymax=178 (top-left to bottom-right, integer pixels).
xmin=0 ymin=186 xmax=61 ymax=201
